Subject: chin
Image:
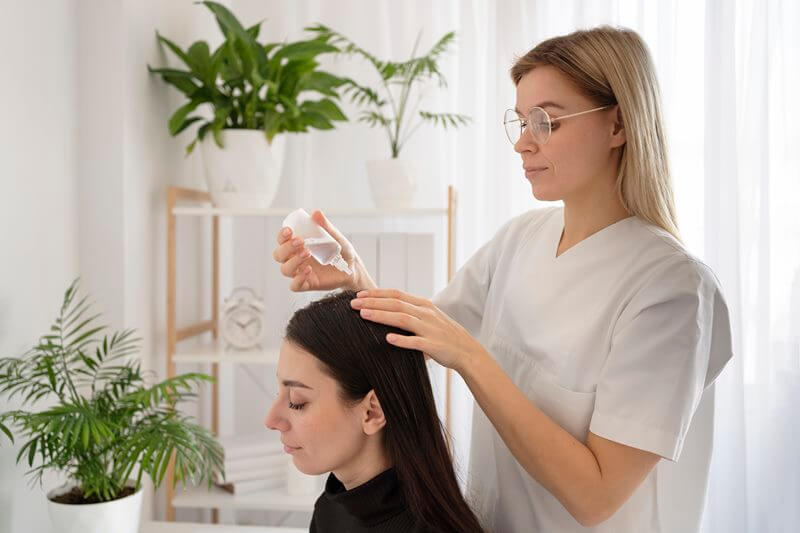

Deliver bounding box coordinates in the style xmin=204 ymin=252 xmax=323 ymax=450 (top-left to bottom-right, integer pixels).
xmin=292 ymin=456 xmax=328 ymax=476
xmin=531 ymin=184 xmax=562 ymax=202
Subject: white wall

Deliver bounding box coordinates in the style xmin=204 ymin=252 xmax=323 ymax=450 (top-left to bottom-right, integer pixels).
xmin=1 ymin=0 xmax=224 ymax=529
xmin=0 ymin=2 xmax=80 ymax=532
xmin=2 ymin=1 xmax=477 ymax=529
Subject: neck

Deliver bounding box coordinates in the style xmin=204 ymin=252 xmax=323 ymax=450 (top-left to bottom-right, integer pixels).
xmin=559 ymin=171 xmax=630 ymax=255
xmin=333 ymin=437 xmax=392 ymax=490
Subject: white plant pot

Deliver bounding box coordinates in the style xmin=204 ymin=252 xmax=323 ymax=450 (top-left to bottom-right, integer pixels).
xmin=200 ymin=129 xmax=286 ymax=209
xmin=46 ymin=482 xmax=143 ymax=533
xmin=366 ymin=159 xmax=417 ymax=208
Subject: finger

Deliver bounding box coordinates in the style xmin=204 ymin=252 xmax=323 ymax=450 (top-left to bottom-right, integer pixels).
xmin=385 ymin=333 xmax=430 ymax=353
xmin=276 ymin=227 xmax=293 ymax=246
xmin=272 ymin=237 xmax=305 ymax=263
xmin=354 ymin=288 xmax=431 ymax=308
xmin=280 ymin=248 xmax=312 ymax=277
xmin=350 ymin=296 xmax=423 ymax=318
xmin=305 ymin=267 xmax=320 ymax=288
xmin=289 ymin=268 xmax=311 ymax=292
xmin=312 ymin=210 xmax=347 ymax=244
xmin=358 ymin=308 xmax=424 ymax=334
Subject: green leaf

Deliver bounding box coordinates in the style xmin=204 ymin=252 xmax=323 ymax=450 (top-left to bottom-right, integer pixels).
xmin=202 ymin=1 xmax=259 ymax=78
xmin=0 ymin=420 xmax=14 ymax=443
xmin=27 ymin=438 xmax=37 ymax=466
xmin=263 ymin=111 xmax=281 ymax=143
xmin=149 ymin=68 xmax=201 ymax=96
xmin=419 ymin=111 xmax=471 ymax=129
xmin=301 ymin=98 xmax=347 ymax=121
xmin=168 ymin=100 xmax=203 ymax=135
xmin=155 ymin=32 xmax=193 ymax=69
xmin=186 ymin=41 xmax=212 ymax=84
xmin=273 ymin=40 xmax=338 ymax=62
xmin=358 ymin=110 xmax=391 ymax=128
xmin=173 ymin=116 xmax=204 ymax=136
xmin=246 ymin=21 xmax=263 ymax=40
xmin=297 ymin=71 xmax=347 ymax=97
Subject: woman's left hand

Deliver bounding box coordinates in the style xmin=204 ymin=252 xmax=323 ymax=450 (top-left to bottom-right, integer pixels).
xmin=350 ymin=289 xmax=484 ymax=371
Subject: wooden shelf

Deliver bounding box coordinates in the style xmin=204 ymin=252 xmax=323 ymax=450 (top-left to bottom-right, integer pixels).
xmin=174 ymin=341 xmax=280 ymax=365
xmin=165 ymin=185 xmax=456 ymax=523
xmin=172 ymin=485 xmax=317 ymax=513
xmin=171 ymin=206 xmax=448 ymax=217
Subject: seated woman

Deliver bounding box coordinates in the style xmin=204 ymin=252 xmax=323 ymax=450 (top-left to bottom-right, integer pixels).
xmin=265 ymin=289 xmax=485 ymax=533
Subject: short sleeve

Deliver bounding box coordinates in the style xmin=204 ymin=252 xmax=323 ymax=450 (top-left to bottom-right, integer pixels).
xmin=432 ymin=208 xmax=553 ymax=337
xmin=432 ymin=234 xmax=498 ymax=337
xmin=589 ymin=257 xmax=733 ymax=461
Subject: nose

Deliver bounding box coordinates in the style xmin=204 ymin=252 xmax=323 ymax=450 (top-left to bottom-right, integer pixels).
xmin=514 ymin=127 xmax=540 ymax=155
xmin=264 ymin=395 xmax=289 ymax=432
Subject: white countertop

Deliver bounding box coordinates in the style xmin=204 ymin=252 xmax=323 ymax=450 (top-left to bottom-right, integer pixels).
xmin=140 ymin=521 xmax=307 ymax=533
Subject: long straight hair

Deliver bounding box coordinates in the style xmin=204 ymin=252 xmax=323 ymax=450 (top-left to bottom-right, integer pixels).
xmin=511 ymin=26 xmax=682 ymax=242
xmin=285 ymin=290 xmax=485 ymax=533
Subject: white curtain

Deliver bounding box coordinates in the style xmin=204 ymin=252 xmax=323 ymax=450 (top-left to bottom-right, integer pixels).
xmin=232 ymin=1 xmax=799 ymax=529
xmin=450 ymin=1 xmax=800 ymax=531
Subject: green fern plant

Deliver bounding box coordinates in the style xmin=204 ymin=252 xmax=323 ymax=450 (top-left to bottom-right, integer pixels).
xmin=148 ymin=1 xmax=350 ymax=154
xmin=0 ymin=279 xmax=223 ymax=503
xmin=307 ymin=25 xmax=471 ymax=158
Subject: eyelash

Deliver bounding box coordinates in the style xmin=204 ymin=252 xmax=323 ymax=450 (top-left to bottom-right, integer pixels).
xmin=288 ymin=400 xmax=306 ymax=411
xmin=519 ymin=120 xmax=560 ymax=130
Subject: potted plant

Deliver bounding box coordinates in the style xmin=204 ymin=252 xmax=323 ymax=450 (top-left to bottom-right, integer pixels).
xmin=148 ymin=1 xmax=350 ymax=208
xmin=0 ymin=279 xmax=224 ymax=533
xmin=307 ymin=25 xmax=471 ymax=207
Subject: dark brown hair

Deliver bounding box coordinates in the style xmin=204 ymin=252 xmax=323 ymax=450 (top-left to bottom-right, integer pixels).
xmin=285 ymin=290 xmax=485 ymax=533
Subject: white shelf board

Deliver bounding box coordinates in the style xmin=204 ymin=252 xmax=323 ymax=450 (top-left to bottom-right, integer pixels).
xmin=171 ymin=485 xmax=316 ymax=513
xmin=140 ymin=520 xmax=306 ymax=532
xmin=173 ymin=342 xmax=280 ymax=365
xmin=172 ymin=206 xmax=447 ymax=217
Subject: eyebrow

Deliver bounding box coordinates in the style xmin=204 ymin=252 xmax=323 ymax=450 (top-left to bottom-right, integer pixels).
xmin=514 ymin=101 xmax=566 ymax=114
xmin=281 ymin=379 xmax=313 ymax=390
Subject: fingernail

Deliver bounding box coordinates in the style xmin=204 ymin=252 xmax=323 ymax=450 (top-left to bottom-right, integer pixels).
xmin=292 ymin=238 xmax=302 ymax=247
xmin=360 ymin=309 xmax=372 ymax=317
xmin=356 ymin=290 xmax=368 ymax=297
xmin=282 ymin=228 xmax=290 ymax=236
xmin=351 ymin=299 xmax=362 ymax=308
xmin=386 ymin=334 xmax=396 ymax=342
xmin=301 ymin=249 xmax=310 ymax=258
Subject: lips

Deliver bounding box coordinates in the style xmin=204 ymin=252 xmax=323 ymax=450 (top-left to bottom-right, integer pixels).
xmin=282 ymin=441 xmax=302 ymax=453
xmin=524 ymin=166 xmax=548 ymax=172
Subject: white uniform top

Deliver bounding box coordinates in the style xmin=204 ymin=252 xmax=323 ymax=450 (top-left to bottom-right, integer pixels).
xmin=433 ymin=206 xmax=733 ymax=533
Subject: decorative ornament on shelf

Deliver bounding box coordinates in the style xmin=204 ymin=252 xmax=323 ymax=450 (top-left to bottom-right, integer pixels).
xmin=220 ymin=287 xmax=265 ymax=350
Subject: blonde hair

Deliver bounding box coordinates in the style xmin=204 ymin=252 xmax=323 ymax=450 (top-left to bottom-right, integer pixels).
xmin=511 ymin=26 xmax=681 ymax=242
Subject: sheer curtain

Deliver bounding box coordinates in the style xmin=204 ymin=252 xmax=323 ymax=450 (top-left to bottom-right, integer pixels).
xmin=449 ymin=1 xmax=798 ymax=531
xmin=232 ymin=1 xmax=798 ymax=529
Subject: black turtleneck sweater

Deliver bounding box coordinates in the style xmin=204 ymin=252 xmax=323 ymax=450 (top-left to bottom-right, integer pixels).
xmin=309 ymin=468 xmax=431 ymax=532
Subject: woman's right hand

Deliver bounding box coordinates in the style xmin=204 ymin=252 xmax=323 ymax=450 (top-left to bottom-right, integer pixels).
xmin=272 ymin=210 xmax=373 ymax=292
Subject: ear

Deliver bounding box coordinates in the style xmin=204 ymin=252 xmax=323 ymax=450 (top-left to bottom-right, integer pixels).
xmin=360 ymin=390 xmax=387 ymax=436
xmin=610 ymin=105 xmax=626 ymax=148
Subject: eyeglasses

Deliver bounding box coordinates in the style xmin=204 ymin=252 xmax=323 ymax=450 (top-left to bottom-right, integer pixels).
xmin=503 ymin=105 xmax=611 ymax=145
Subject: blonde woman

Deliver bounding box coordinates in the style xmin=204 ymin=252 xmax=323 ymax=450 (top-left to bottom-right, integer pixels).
xmin=272 ymin=26 xmax=732 ymax=532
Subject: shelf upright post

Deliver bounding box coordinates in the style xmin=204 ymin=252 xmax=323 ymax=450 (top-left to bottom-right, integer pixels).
xmin=165 ymin=186 xmax=220 ymax=523
xmin=166 ymin=187 xmax=177 ymax=522
xmin=445 ymin=185 xmax=456 ymax=439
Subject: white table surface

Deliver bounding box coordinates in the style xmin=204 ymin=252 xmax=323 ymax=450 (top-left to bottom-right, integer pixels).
xmin=140 ymin=521 xmax=307 ymax=533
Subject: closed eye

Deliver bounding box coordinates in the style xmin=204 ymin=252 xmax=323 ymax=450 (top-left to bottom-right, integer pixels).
xmin=288 ymin=400 xmax=306 ymax=410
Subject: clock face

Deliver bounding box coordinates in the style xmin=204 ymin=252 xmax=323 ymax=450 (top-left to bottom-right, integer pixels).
xmin=222 ymin=306 xmax=263 ymax=349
